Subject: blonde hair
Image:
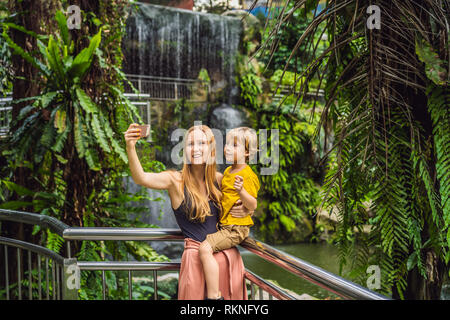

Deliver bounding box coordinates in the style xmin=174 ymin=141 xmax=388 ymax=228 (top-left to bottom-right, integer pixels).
xmin=170 ymin=125 xmax=222 ymax=222
xmin=227 ymin=127 xmax=258 ymax=163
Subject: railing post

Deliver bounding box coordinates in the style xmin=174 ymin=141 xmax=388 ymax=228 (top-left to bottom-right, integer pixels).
xmin=62 ymin=258 xmax=79 ymax=300
xmin=146 ymin=100 xmax=152 ymax=143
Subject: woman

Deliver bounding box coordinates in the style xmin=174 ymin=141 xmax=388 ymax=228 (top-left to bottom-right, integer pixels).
xmin=124 ymin=123 xmax=251 ymax=300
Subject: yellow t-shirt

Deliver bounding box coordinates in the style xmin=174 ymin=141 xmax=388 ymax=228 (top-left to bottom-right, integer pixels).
xmin=220 ymin=164 xmax=260 ymax=226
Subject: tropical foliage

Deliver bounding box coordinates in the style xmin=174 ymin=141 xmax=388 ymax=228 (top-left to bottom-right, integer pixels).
xmin=236 ymin=46 xmax=324 ymax=243
xmin=257 ymin=0 xmax=317 ymax=74
xmin=0 ymin=2 xmax=169 ymax=299
xmin=259 ymin=0 xmax=449 ymax=299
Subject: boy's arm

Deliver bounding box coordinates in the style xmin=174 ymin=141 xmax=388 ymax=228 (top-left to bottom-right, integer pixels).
xmin=234 ymin=175 xmax=257 ymax=211
xmin=238 ymin=187 xmax=258 ymax=211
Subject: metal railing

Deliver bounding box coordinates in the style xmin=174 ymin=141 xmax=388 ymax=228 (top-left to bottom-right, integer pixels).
xmin=0 ymin=237 xmax=65 ymax=300
xmin=126 ymin=93 xmax=152 ymax=142
xmin=0 ymin=209 xmax=390 ymax=300
xmin=124 ymin=74 xmax=209 ymax=102
xmin=271 ymin=84 xmax=325 ymax=105
xmin=0 ymin=92 xmax=152 ymax=140
xmin=0 ymin=73 xmax=208 ymax=139
xmin=0 ymin=94 xmax=12 ymax=138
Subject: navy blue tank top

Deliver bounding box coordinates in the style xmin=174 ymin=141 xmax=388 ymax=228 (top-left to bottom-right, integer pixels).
xmin=172 ymin=185 xmax=220 ymax=242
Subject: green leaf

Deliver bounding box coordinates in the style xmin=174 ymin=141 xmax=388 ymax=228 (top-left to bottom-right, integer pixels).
xmin=279 ymin=214 xmax=296 ymax=232
xmin=91 ymin=113 xmax=111 ymax=153
xmin=39 ymin=121 xmax=56 ymax=149
xmin=407 ymin=252 xmax=418 ymax=271
xmin=55 ymin=10 xmax=70 ymax=46
xmin=0 ymin=200 xmax=33 ymax=209
xmin=46 ymin=35 xmax=65 ymax=80
xmin=63 ymin=55 xmax=74 ymax=70
xmin=41 ymin=91 xmax=58 ymax=108
xmin=108 ymin=84 xmax=143 ymax=123
xmin=54 ymin=153 xmax=68 ymax=164
xmin=76 ymin=88 xmax=97 ymax=114
xmin=34 ymin=191 xmax=59 ymax=201
xmin=36 ymin=38 xmax=49 ymax=59
xmin=2 ymin=27 xmax=49 ymax=76
xmin=98 ymin=111 xmax=127 ymax=163
xmin=2 ymin=22 xmax=47 ymax=41
xmin=17 ymin=105 xmax=35 ymax=121
xmin=46 ymin=229 xmax=64 ymax=254
xmin=32 ymin=225 xmax=41 ymax=236
xmin=51 ymin=125 xmax=70 ymax=153
xmin=69 ymin=28 xmax=102 ymax=78
xmin=2 ymin=180 xmax=35 ymax=196
xmin=74 ymin=111 xmax=87 ymax=157
xmin=415 ymin=38 xmax=447 ymax=85
xmin=84 ymin=148 xmax=101 ymax=171
xmin=54 ymin=109 xmax=67 ymax=133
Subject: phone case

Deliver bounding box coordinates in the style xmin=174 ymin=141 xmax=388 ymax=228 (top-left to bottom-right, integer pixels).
xmin=138 ymin=125 xmax=150 ymax=138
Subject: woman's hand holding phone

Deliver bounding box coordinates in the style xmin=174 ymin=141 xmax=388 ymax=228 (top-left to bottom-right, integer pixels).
xmin=124 ymin=123 xmax=142 ymax=148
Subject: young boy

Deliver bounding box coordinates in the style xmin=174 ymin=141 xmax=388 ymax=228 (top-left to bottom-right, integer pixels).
xmin=198 ymin=127 xmax=260 ymax=300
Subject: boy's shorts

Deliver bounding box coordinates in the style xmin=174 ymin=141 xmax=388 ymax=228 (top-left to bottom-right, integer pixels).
xmin=205 ymin=224 xmax=250 ymax=253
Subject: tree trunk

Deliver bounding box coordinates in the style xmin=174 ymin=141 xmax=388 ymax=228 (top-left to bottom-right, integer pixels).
xmin=402 ymin=249 xmax=445 ymax=300
xmin=0 ymin=0 xmax=60 ymax=298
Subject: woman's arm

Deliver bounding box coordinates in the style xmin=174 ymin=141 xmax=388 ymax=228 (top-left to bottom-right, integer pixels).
xmin=125 ymin=123 xmax=174 ymax=190
xmin=126 ymin=145 xmax=175 ymax=189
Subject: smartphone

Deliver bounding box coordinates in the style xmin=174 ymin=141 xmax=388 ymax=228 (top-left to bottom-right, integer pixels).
xmin=137 ymin=124 xmax=150 ymax=138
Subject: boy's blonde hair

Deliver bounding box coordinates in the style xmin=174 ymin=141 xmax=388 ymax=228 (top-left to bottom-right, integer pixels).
xmin=227 ymin=127 xmax=258 ymax=163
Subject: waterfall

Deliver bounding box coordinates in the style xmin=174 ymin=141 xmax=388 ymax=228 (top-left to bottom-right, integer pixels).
xmin=122 ymin=2 xmax=242 ymax=93
xmin=121 ymin=3 xmax=246 ymax=257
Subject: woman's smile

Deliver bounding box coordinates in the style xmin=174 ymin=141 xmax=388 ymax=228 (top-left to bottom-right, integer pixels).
xmin=186 ymin=129 xmax=210 ymax=164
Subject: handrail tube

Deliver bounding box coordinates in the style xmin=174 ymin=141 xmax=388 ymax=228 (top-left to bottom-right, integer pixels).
xmin=240 ymin=238 xmax=389 ymax=300
xmin=77 ymin=261 xmax=180 ymax=271
xmin=0 ymin=236 xmax=65 ymax=264
xmin=125 ymin=74 xmax=206 ymax=83
xmin=63 ymin=227 xmax=184 ymax=241
xmin=244 ymin=270 xmax=296 ymax=301
xmin=123 ymin=93 xmax=151 ymax=99
xmin=0 ymin=209 xmax=69 ymax=237
xmin=0 ymin=209 xmax=390 ymax=300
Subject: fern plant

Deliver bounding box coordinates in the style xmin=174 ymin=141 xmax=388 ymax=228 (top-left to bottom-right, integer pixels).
xmin=0 ymin=5 xmax=171 ymax=300
xmin=0 ymin=4 xmax=12 ymax=97
xmin=236 ymin=32 xmax=325 ymax=243
xmin=257 ymin=0 xmax=449 ymax=299
xmin=1 ymin=11 xmax=138 ymax=173
xmin=426 ymin=85 xmax=450 ymax=258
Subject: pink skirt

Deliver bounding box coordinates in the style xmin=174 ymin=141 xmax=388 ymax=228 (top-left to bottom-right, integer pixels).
xmin=178 ymin=238 xmax=248 ymax=300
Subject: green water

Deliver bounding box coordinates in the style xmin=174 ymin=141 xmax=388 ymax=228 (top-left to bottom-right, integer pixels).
xmin=240 ymin=242 xmax=354 ymax=300
xmin=241 ymin=242 xmax=450 ymax=300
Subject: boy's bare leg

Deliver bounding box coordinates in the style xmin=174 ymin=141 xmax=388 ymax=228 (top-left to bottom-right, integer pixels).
xmin=199 ymin=241 xmax=221 ymax=299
